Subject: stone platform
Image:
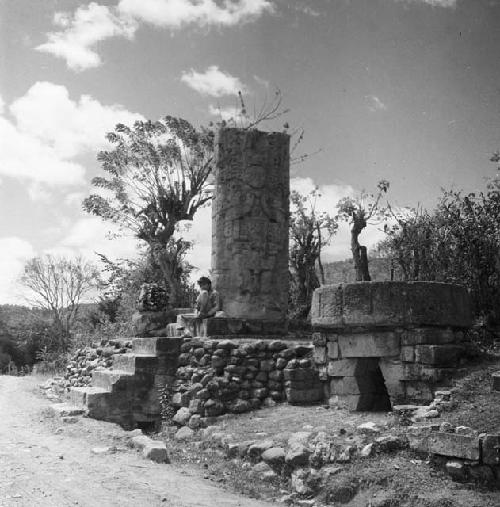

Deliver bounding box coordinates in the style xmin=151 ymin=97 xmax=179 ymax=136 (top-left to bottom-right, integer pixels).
xmin=174 ymin=314 xmax=287 ymax=338
xmin=67 ymin=336 xmax=182 ymax=429
xmin=311 ymin=282 xmax=473 ymax=409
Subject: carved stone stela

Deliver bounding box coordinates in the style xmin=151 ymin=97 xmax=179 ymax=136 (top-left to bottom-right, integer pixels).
xmin=212 ymin=128 xmax=290 ymax=321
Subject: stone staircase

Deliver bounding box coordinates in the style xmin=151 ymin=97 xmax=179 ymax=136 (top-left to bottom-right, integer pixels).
xmin=67 ymin=334 xmax=182 ymax=429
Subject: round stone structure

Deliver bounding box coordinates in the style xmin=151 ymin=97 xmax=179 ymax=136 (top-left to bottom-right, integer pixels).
xmin=311 ymin=281 xmax=472 ymax=329
xmin=310 ymin=282 xmax=473 ymax=409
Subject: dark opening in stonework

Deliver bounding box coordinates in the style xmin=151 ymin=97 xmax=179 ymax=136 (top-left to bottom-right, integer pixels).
xmin=354 ymin=358 xmax=392 ymax=411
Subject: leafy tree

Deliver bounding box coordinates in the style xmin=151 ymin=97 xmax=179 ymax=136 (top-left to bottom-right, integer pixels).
xmin=83 ymin=117 xmax=214 ymax=306
xmin=336 ymin=180 xmax=389 ymax=281
xmin=289 ymin=188 xmax=338 ymax=321
xmin=378 ymin=163 xmax=500 ymax=321
xmin=20 ymin=255 xmax=100 ymax=350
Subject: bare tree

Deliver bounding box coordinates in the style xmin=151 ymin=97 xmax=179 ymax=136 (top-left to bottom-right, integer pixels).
xmin=336 ymin=180 xmax=390 ymax=281
xmin=21 ymin=255 xmax=100 ymax=347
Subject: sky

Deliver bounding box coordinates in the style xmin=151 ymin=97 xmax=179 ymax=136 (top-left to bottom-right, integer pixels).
xmin=1 ymin=0 xmax=500 ymax=303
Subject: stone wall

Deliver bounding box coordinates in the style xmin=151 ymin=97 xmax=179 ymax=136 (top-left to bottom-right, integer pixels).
xmin=63 ymin=339 xmax=132 ymax=388
xmin=311 ymin=282 xmax=473 ymax=408
xmin=212 ymin=128 xmax=290 ymax=322
xmin=170 ymin=337 xmax=323 ymax=428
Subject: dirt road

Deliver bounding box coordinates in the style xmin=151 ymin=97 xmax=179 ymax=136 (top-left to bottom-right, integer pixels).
xmin=0 ymin=376 xmax=274 ymax=507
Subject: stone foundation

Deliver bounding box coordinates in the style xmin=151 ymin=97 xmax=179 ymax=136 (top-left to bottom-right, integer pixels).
xmin=169 ymin=337 xmax=323 ymax=428
xmin=311 ymin=282 xmax=472 ymax=408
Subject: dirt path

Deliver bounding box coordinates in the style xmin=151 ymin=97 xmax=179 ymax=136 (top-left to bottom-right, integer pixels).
xmin=0 ymin=376 xmax=274 ymax=507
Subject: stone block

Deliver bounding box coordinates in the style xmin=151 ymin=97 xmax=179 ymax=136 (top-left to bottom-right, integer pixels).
xmin=338 ymin=332 xmax=400 ymax=358
xmin=379 ymin=358 xmax=405 ymax=399
xmin=143 ymin=442 xmax=169 ymax=463
xmin=481 ymin=435 xmax=500 ymax=465
xmin=313 ymin=346 xmax=327 ymax=365
xmin=285 ymin=387 xmax=324 ymax=404
xmin=400 ymin=346 xmax=415 ymax=362
xmin=312 ymin=332 xmax=327 ymax=347
xmin=327 ymin=341 xmax=339 ymax=359
xmin=414 ymin=432 xmax=480 ymax=460
xmin=414 ymin=345 xmax=463 ymax=367
xmin=401 ymin=328 xmax=456 ymax=346
xmin=330 ymin=375 xmax=384 ymax=396
xmin=403 ymin=381 xmax=435 ymax=402
xmin=401 ymin=363 xmax=455 ymax=383
xmin=327 ymin=358 xmax=376 ymax=377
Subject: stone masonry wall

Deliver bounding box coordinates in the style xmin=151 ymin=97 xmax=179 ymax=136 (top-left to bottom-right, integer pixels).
xmin=311 ymin=282 xmax=473 ymax=409
xmin=170 ymin=337 xmax=323 ymax=429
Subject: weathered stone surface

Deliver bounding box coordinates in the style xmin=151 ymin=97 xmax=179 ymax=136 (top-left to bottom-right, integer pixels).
xmin=401 ymin=328 xmax=456 ymax=346
xmin=175 ymin=426 xmax=195 ymax=441
xmin=285 ymin=444 xmax=310 ymax=467
xmin=173 ymin=407 xmax=191 ymax=426
xmin=337 ymin=332 xmax=400 ymax=358
xmin=311 ymin=282 xmax=472 ymax=329
xmin=261 ymin=447 xmax=285 ymax=465
xmin=414 ymin=345 xmax=463 ymax=367
xmin=412 ymin=431 xmax=480 ymax=460
xmin=131 ymin=311 xmax=170 ymax=337
xmin=212 ymin=128 xmax=290 ymax=322
xmin=285 ymin=387 xmax=323 ymax=404
xmin=143 ymin=441 xmax=169 ymax=463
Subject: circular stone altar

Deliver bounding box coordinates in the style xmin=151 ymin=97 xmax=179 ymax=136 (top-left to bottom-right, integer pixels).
xmin=310 ymin=282 xmax=473 ymax=408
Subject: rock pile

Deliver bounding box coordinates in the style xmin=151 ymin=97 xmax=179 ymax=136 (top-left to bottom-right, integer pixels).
xmin=61 ymin=339 xmax=132 ymax=389
xmin=198 ymin=424 xmax=406 ymax=499
xmin=167 ymin=338 xmax=323 ymax=427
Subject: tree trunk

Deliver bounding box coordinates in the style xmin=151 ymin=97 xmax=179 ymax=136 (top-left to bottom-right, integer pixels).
xmin=351 ymin=231 xmax=371 ymax=281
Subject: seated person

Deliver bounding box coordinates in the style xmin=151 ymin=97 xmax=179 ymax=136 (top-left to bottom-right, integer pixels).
xmin=195 ymin=276 xmax=222 ymax=319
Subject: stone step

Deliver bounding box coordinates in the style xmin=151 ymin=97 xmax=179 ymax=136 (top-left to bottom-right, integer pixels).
xmin=132 ymin=337 xmax=182 ymax=355
xmin=166 ymin=323 xmax=183 ymax=337
xmin=67 ymin=386 xmax=110 ymax=407
xmin=113 ymin=353 xmax=158 ymax=373
xmin=91 ymin=369 xmax=136 ymax=390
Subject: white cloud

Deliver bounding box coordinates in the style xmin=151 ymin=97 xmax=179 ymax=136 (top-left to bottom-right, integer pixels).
xmin=0 ymin=82 xmax=143 ymax=190
xmin=38 ymin=1 xmax=273 ymax=71
xmin=208 ymin=104 xmax=244 ymax=121
xmin=0 ymin=116 xmax=86 ymax=186
xmin=182 ymin=66 xmax=245 ymax=97
xmin=118 ymin=0 xmax=273 ymax=28
xmin=0 ymin=237 xmax=35 ymax=304
xmin=36 ymin=2 xmax=137 ymax=71
xmin=0 ymin=94 xmax=5 ymax=114
xmin=10 ymin=81 xmax=142 ymax=158
xmin=59 ymin=217 xmax=140 ymax=261
xmin=365 ymin=95 xmax=387 ymax=113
